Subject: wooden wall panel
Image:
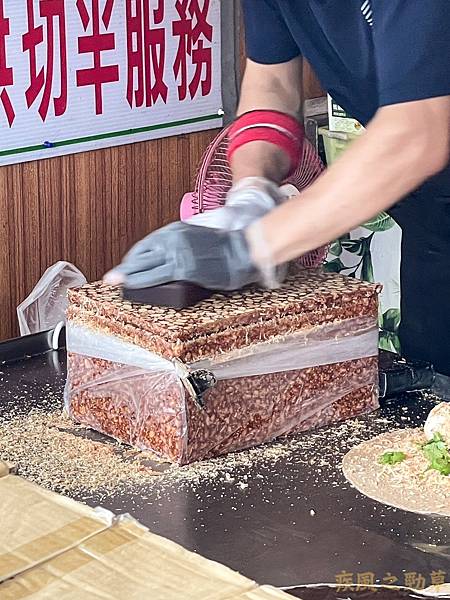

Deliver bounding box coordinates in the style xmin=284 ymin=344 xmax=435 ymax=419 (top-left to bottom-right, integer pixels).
xmin=0 ymin=131 xmax=217 ymax=340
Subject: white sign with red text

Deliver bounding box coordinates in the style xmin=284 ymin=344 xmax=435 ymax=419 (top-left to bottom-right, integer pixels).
xmin=0 ymin=0 xmax=222 ymax=165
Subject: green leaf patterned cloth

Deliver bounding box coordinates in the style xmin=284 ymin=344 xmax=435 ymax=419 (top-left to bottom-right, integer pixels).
xmin=324 ymin=214 xmax=401 ymax=352
xmin=321 ymin=128 xmax=402 ymax=353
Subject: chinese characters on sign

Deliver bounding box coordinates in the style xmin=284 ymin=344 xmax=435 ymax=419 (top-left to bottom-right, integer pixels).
xmin=0 ymin=0 xmax=14 ymax=126
xmin=126 ymin=0 xmax=168 ymax=108
xmin=23 ymin=0 xmax=68 ymax=121
xmin=0 ymin=0 xmax=222 ymax=165
xmin=173 ymin=0 xmax=212 ymax=101
xmin=335 ymin=570 xmax=447 ymax=592
xmin=76 ymin=0 xmax=119 ymax=115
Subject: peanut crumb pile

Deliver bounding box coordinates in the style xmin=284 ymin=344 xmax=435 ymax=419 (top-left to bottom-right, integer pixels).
xmin=0 ymin=391 xmax=440 ymax=503
xmin=0 ymin=410 xmax=163 ymax=497
xmin=0 ymin=400 xmax=427 ymax=502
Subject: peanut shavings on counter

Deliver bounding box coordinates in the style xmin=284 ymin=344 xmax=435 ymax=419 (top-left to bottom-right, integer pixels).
xmin=0 ymin=398 xmax=431 ymax=503
xmin=0 ymin=410 xmax=163 ymax=497
xmin=152 ymin=413 xmax=410 ymax=491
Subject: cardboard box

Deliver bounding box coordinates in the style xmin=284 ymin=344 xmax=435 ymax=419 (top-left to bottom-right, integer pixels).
xmin=0 ymin=465 xmax=291 ymax=599
xmin=328 ymin=95 xmax=364 ymax=135
xmin=0 ymin=469 xmax=112 ymax=583
xmin=1 ymin=517 xmax=291 ymax=599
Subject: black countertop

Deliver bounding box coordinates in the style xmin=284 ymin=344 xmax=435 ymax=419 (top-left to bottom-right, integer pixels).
xmin=1 ymin=348 xmax=449 ymax=599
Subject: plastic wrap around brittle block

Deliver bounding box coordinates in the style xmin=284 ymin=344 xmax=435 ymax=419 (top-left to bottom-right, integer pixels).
xmin=65 ymin=270 xmax=381 ymax=464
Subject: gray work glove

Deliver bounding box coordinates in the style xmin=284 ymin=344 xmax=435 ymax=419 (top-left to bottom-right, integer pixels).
xmin=104 ymin=222 xmax=261 ymax=291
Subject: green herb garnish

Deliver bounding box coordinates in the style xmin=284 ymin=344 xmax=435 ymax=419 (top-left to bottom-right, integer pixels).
xmin=379 ymin=451 xmax=407 ymax=465
xmin=421 ymin=433 xmax=450 ymax=476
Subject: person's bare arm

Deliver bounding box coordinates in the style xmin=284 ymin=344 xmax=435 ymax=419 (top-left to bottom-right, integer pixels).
xmin=230 ymin=57 xmax=303 ymax=184
xmin=250 ymin=96 xmax=450 ymax=266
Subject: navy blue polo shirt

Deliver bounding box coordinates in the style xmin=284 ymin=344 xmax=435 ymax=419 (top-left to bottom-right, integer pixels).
xmin=241 ymin=0 xmax=450 ymax=125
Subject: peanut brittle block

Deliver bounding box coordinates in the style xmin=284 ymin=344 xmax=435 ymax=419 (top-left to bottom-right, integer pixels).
xmin=65 ymin=270 xmax=381 ymax=464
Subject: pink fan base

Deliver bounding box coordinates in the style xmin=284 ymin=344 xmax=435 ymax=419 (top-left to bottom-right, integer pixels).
xmin=180 ymin=126 xmax=329 ymax=269
xmin=180 ymin=192 xmax=198 ymax=221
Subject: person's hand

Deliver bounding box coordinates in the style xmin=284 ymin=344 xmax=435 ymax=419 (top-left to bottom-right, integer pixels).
xmin=104 ymin=221 xmax=262 ymax=291
xmin=186 ymin=177 xmax=282 ymax=231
